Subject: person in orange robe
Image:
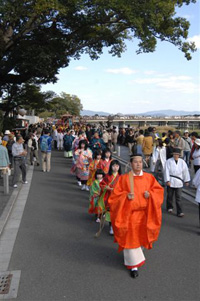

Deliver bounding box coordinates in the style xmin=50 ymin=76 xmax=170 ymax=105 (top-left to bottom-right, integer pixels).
xmin=108 ymin=154 xmax=164 ymax=278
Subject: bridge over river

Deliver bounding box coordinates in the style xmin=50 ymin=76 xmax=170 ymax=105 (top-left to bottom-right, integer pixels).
xmin=79 ymin=116 xmax=200 ymax=130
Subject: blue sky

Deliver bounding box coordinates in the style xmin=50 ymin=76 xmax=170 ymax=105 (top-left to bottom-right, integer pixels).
xmin=42 ymin=2 xmax=200 ymax=114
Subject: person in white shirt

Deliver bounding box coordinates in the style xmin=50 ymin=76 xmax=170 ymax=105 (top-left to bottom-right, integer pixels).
xmin=151 ymin=139 xmax=166 ymax=185
xmin=191 ymin=138 xmax=200 ymax=173
xmin=57 ymin=130 xmax=64 ymax=150
xmin=164 ymin=148 xmax=190 ymax=217
xmin=192 ymin=168 xmax=200 ymax=226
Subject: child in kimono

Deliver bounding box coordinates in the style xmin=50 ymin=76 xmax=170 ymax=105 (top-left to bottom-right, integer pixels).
xmin=88 ymin=169 xmax=105 ymax=222
xmin=99 ymin=160 xmax=122 ymax=235
xmin=87 ymin=150 xmax=102 ymax=187
xmin=99 ymin=148 xmax=112 ymax=174
xmin=74 ymin=140 xmax=93 ymax=190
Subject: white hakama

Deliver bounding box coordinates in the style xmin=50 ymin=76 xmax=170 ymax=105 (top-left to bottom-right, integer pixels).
xmin=123 ymin=247 xmax=145 ymax=268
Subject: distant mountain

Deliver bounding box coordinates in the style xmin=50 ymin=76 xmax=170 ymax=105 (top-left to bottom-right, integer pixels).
xmin=81 ymin=110 xmax=110 ymax=116
xmin=81 ymin=109 xmax=200 ymax=117
xmin=135 ymin=110 xmax=200 ymax=117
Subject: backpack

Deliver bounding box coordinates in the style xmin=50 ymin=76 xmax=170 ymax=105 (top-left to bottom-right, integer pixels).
xmin=40 ymin=136 xmax=49 ymax=152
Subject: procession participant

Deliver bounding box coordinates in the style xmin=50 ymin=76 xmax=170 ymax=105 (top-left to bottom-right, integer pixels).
xmin=99 ymin=148 xmax=112 ymax=174
xmin=98 ymin=160 xmax=122 ymax=235
xmin=72 ymin=131 xmax=85 ymax=154
xmin=12 ymin=135 xmax=28 ymax=188
xmin=74 ymin=140 xmax=93 ymax=191
xmin=87 ymin=150 xmax=102 ymax=187
xmin=88 ymin=169 xmax=105 ymax=222
xmin=108 ymin=154 xmax=164 ymax=278
xmin=164 ymin=148 xmax=190 ymax=217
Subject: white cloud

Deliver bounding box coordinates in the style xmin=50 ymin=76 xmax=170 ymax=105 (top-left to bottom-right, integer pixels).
xmin=74 ymin=66 xmax=88 ymax=71
xmin=106 ymin=67 xmax=137 ymax=75
xmin=143 ymin=70 xmax=156 ymax=75
xmin=130 ymin=75 xmax=199 ymax=94
xmin=188 ymin=35 xmax=200 ymax=49
xmin=131 ymin=100 xmax=151 ymax=104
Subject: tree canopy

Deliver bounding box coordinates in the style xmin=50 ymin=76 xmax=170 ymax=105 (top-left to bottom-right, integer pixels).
xmin=0 ymin=83 xmax=56 ymax=117
xmin=47 ymin=92 xmax=83 ymax=118
xmin=0 ymin=0 xmax=197 ymax=91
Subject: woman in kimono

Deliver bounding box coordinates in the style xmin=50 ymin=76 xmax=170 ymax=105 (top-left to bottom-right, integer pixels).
xmin=87 ymin=150 xmax=102 ymax=187
xmin=74 ymin=140 xmax=93 ymax=191
xmin=99 ymin=160 xmax=122 ymax=235
xmin=88 ymin=169 xmax=105 ymax=222
xmin=99 ymin=148 xmax=112 ymax=174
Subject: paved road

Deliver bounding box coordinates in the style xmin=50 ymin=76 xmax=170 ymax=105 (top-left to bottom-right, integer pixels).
xmin=5 ymin=150 xmax=200 ymax=301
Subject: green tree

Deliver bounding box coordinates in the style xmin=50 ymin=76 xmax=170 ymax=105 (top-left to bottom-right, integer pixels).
xmin=0 ymin=83 xmax=56 ymax=118
xmin=0 ymin=0 xmax=197 ymax=91
xmin=48 ymin=93 xmax=83 ymax=117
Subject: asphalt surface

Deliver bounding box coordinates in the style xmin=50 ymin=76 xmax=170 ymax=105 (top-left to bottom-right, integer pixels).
xmin=8 ymin=150 xmax=200 ymax=301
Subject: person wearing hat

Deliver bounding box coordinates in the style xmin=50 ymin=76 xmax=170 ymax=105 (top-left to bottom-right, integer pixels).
xmin=2 ymin=130 xmax=11 ymax=147
xmin=191 ymin=138 xmax=200 ymax=173
xmin=182 ymin=130 xmax=192 ymax=167
xmin=12 ymin=135 xmax=28 ymax=188
xmin=3 ymin=130 xmax=11 ymax=142
xmin=164 ymin=148 xmax=190 ymax=217
xmin=108 ymin=153 xmax=164 ymax=278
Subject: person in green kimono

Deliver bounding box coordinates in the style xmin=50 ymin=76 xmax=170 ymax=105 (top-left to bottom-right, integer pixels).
xmin=88 ymin=169 xmax=105 ymax=222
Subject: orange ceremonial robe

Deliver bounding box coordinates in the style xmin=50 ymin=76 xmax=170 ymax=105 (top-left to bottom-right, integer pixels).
xmin=108 ymin=172 xmax=164 ymax=252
